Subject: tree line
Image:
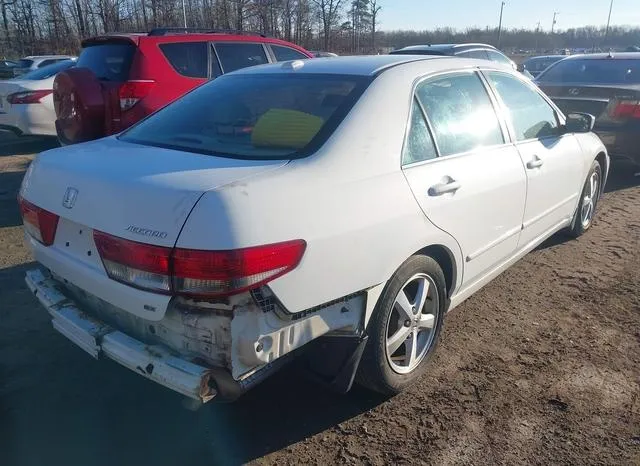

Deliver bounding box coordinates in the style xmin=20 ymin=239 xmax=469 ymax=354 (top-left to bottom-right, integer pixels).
xmin=0 ymin=0 xmax=638 ymax=58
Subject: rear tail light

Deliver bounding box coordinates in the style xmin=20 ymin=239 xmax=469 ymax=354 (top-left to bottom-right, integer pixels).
xmin=93 ymin=231 xmax=171 ymax=292
xmin=119 ymin=80 xmax=154 ymax=112
xmin=610 ymin=100 xmax=640 ymax=119
xmin=18 ymin=196 xmax=59 ymax=246
xmin=8 ymin=89 xmax=53 ymax=104
xmin=93 ymin=230 xmax=306 ymax=298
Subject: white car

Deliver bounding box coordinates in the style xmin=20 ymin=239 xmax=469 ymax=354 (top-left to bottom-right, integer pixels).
xmin=20 ymin=55 xmax=608 ymax=402
xmin=12 ymin=55 xmax=76 ymax=77
xmin=0 ymin=60 xmax=75 ymax=136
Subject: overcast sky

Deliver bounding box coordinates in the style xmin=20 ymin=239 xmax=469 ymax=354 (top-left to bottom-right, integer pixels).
xmin=379 ymin=0 xmax=639 ymax=31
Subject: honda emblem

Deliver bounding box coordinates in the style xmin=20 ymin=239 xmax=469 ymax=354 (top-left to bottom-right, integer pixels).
xmin=62 ymin=187 xmax=78 ymax=209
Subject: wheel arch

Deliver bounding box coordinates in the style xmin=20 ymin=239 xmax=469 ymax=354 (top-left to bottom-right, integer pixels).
xmin=414 ymin=244 xmax=458 ymax=299
xmin=595 ymin=151 xmax=608 ymax=192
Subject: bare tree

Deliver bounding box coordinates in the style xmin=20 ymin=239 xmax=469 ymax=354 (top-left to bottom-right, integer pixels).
xmin=311 ymin=0 xmax=343 ymax=50
xmin=370 ymin=0 xmax=380 ymax=52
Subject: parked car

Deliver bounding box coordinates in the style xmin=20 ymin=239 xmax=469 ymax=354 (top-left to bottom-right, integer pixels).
xmin=0 ymin=59 xmax=18 ymax=79
xmin=311 ymin=51 xmax=339 ymax=58
xmin=536 ymin=52 xmax=640 ymax=165
xmin=519 ymin=55 xmax=565 ymax=78
xmin=13 ymin=55 xmax=76 ymax=77
xmin=390 ymin=43 xmax=529 ymax=75
xmin=22 ymin=55 xmax=608 ymax=402
xmin=0 ymin=60 xmax=76 ymax=136
xmin=53 ymin=28 xmax=313 ymax=146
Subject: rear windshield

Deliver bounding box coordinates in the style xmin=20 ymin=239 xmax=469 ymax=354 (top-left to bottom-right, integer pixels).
xmin=17 ymin=59 xmax=33 ymax=68
xmin=537 ymin=58 xmax=640 ymax=84
xmin=77 ymin=43 xmax=135 ymax=81
xmin=120 ymin=73 xmax=370 ymax=160
xmin=21 ymin=60 xmax=75 ymax=80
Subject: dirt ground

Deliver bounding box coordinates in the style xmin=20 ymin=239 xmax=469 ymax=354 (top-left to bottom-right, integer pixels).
xmin=0 ymin=133 xmax=639 ymax=466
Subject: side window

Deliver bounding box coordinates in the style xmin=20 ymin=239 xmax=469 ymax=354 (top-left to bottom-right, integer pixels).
xmin=402 ymin=99 xmax=437 ymax=165
xmin=214 ymin=43 xmax=269 ymax=73
xmin=486 ymin=71 xmax=559 ymax=141
xmin=271 ymin=45 xmax=309 ymax=62
xmin=487 ymin=50 xmax=512 ymax=65
xmin=38 ymin=59 xmax=55 ymax=68
xmin=159 ymin=42 xmax=208 ymax=78
xmin=415 ymin=72 xmax=504 ymax=157
xmin=460 ymin=50 xmax=489 ymax=60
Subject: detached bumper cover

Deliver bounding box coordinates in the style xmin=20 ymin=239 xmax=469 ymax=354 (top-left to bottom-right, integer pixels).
xmin=25 ymin=269 xmax=217 ymax=402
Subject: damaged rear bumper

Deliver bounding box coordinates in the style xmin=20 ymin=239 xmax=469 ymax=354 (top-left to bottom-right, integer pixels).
xmin=26 ymin=268 xmax=218 ymax=402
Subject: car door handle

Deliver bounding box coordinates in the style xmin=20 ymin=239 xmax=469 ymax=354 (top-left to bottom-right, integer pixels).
xmin=526 ymin=157 xmax=544 ymax=169
xmin=428 ymin=180 xmax=461 ymax=196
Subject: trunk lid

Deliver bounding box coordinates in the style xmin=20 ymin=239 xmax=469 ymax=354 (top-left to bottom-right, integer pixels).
xmin=540 ymin=83 xmax=640 ymax=124
xmin=21 ymin=137 xmax=287 ymax=249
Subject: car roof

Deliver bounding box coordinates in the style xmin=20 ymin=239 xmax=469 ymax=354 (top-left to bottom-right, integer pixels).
xmin=230 ymin=54 xmax=489 ymax=77
xmin=23 ymin=55 xmax=74 ymax=60
xmin=395 ymin=43 xmax=498 ymax=53
xmin=560 ymin=52 xmax=640 ymax=60
xmin=81 ymin=31 xmax=308 ymax=50
xmin=524 ymin=55 xmax=565 ymax=61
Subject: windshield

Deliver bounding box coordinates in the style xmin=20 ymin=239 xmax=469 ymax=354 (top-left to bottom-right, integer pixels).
xmin=120 ymin=73 xmax=370 ymax=160
xmin=537 ymin=58 xmax=640 ymax=84
xmin=21 ymin=60 xmax=75 ymax=80
xmin=17 ymin=59 xmax=33 ymax=68
xmin=77 ymin=43 xmax=135 ymax=81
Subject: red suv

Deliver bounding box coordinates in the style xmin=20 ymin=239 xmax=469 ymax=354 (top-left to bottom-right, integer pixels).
xmin=53 ymin=28 xmax=313 ymax=145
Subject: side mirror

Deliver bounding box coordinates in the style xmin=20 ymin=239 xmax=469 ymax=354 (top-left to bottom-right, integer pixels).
xmin=565 ymin=112 xmax=595 ymax=133
xmin=516 ymin=63 xmax=526 ymax=73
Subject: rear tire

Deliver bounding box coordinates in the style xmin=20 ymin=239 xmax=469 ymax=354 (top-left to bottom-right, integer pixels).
xmin=357 ymin=255 xmax=446 ymax=396
xmin=568 ymin=160 xmax=602 ymax=238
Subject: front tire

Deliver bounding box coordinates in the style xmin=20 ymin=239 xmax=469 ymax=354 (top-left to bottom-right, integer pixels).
xmin=357 ymin=255 xmax=446 ymax=395
xmin=568 ymin=160 xmax=602 ymax=237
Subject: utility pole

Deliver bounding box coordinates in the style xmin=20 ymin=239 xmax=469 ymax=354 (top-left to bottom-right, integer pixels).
xmin=551 ymin=11 xmax=559 ymax=33
xmin=182 ymin=0 xmax=188 ymax=28
xmin=535 ymin=21 xmax=541 ymax=51
xmin=497 ymin=1 xmax=506 ymax=48
xmin=605 ymin=0 xmax=614 ymax=40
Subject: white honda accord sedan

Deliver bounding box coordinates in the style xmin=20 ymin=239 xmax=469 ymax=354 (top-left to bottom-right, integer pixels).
xmin=20 ymin=55 xmax=608 ymax=402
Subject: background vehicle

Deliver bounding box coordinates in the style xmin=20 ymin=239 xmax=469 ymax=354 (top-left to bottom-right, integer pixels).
xmin=53 ymin=27 xmax=313 ymax=146
xmin=311 ymin=51 xmax=339 ymax=57
xmin=13 ymin=55 xmax=76 ymax=77
xmin=0 ymin=59 xmax=18 ymax=79
xmin=0 ymin=60 xmax=76 ymax=136
xmin=520 ymin=55 xmax=565 ymax=78
xmin=536 ymin=53 xmax=640 ymax=165
xmin=22 ymin=55 xmax=607 ymax=403
xmin=390 ymin=43 xmax=522 ymax=71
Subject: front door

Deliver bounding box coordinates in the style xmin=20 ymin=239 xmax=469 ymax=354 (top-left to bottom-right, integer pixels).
xmin=401 ymin=72 xmax=527 ymax=287
xmin=483 ymin=71 xmax=584 ymax=247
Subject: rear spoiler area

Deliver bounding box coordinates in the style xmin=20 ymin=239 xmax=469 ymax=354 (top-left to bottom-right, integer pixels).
xmin=81 ymin=34 xmax=142 ymax=48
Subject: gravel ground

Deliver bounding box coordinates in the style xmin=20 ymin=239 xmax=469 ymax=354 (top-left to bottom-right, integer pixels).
xmin=0 ymin=133 xmax=639 ymax=466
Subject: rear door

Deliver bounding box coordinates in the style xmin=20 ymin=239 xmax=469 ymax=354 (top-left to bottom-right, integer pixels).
xmin=401 ymin=71 xmax=527 ymax=287
xmin=74 ymin=40 xmax=137 ymax=133
xmin=484 ymin=70 xmax=583 ymax=247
